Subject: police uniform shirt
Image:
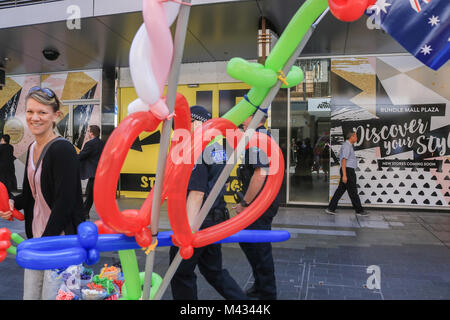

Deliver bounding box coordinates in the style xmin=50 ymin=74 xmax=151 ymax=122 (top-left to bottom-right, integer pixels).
xmin=241 ymin=126 xmax=270 ymax=188
xmin=188 ymin=142 xmax=228 ymax=213
xmin=240 ymin=125 xmax=280 ymax=209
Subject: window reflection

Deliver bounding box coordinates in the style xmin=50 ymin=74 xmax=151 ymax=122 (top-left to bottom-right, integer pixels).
xmin=288 ymin=59 xmax=331 ymax=204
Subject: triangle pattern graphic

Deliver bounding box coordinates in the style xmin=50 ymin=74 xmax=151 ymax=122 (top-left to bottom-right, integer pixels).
xmin=61 ymin=72 xmax=98 ymax=101
xmin=0 ymin=90 xmax=21 ymax=134
xmin=0 ymin=77 xmax=22 ymax=109
xmin=375 ymin=58 xmax=402 ymax=81
xmin=405 ymin=63 xmax=450 ymax=101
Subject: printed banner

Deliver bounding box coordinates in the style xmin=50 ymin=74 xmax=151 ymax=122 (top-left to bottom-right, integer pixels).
xmin=330 ymin=56 xmax=449 ymax=207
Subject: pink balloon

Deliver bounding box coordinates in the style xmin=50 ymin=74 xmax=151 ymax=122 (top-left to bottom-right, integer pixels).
xmin=143 ymin=0 xmax=174 ymax=96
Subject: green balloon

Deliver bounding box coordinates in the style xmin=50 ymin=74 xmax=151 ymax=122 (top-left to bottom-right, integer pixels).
xmin=227 ymin=58 xmax=277 ymax=88
xmin=222 ymin=0 xmax=328 ymax=126
xmin=222 ymin=87 xmax=269 ymax=126
xmin=121 ymin=272 xmax=163 ymax=300
xmin=265 ymin=0 xmax=329 ymax=71
xmin=118 ymin=250 xmax=141 ymax=300
xmin=11 ymin=233 xmax=24 ymax=244
xmin=281 ymin=66 xmax=304 ymax=89
xmin=6 ymin=246 xmax=16 ymax=255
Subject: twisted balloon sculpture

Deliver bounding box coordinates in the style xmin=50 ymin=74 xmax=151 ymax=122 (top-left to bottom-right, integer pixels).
xmin=96 ymin=0 xmax=330 ymax=251
xmin=128 ymin=0 xmax=181 ymax=119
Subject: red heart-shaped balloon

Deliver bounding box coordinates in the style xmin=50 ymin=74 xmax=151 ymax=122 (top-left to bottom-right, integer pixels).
xmin=93 ymin=93 xmax=190 ymax=247
xmin=166 ymin=118 xmax=284 ymax=259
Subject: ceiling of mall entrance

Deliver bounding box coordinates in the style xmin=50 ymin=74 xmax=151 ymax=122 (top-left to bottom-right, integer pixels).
xmin=0 ymin=0 xmax=406 ymax=75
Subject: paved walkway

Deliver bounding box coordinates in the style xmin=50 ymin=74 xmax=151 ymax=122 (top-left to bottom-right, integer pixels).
xmin=1 ymin=198 xmax=449 ymax=300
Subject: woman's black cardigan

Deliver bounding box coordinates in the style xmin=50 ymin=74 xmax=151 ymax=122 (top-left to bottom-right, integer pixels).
xmin=13 ymin=139 xmax=84 ymax=239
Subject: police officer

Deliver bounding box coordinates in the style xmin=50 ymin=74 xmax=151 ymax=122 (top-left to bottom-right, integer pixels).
xmin=234 ymin=113 xmax=279 ymax=300
xmin=169 ymin=105 xmax=248 ymax=300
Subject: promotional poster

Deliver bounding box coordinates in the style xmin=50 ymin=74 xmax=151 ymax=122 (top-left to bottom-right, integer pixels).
xmin=330 ymin=56 xmax=449 ymax=208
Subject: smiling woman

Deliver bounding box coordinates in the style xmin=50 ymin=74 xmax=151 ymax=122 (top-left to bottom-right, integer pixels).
xmin=25 ymin=87 xmax=61 ymax=141
xmin=0 ymin=86 xmax=84 ymax=300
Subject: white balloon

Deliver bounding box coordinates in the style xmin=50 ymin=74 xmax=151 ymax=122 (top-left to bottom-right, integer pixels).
xmin=129 ymin=24 xmax=160 ymax=105
xmin=128 ymin=0 xmax=180 ymax=119
xmin=128 ymin=98 xmax=150 ymax=115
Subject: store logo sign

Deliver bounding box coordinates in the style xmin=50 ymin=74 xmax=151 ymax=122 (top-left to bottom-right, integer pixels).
xmin=67 ymin=5 xmax=81 ymax=30
xmin=308 ymin=98 xmax=331 ymax=117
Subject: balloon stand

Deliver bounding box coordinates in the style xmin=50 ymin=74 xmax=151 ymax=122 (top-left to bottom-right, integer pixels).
xmin=53 ymin=263 xmax=163 ymax=300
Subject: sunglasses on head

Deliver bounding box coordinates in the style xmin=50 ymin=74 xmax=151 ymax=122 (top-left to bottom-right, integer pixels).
xmin=28 ymin=86 xmax=56 ymax=99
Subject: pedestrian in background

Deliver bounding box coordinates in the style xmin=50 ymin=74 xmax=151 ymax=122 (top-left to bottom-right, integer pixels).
xmin=78 ymin=124 xmax=105 ymax=220
xmin=325 ymin=131 xmax=368 ymax=216
xmin=0 ymin=86 xmax=84 ymax=300
xmin=0 ymin=134 xmax=17 ymax=197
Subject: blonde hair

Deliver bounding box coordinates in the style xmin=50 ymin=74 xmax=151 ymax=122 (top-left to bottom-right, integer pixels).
xmin=26 ymin=88 xmax=61 ymax=128
xmin=26 ymin=90 xmax=60 ymax=110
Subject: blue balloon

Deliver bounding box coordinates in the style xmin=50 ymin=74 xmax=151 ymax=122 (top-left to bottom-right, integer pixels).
xmin=86 ymin=248 xmax=100 ymax=265
xmin=77 ymin=222 xmax=98 ymax=249
xmin=17 ymin=235 xmax=79 ymax=251
xmin=95 ymin=234 xmax=141 ymax=252
xmin=17 ymin=247 xmax=86 ymax=270
xmin=16 ymin=223 xmax=291 ymax=270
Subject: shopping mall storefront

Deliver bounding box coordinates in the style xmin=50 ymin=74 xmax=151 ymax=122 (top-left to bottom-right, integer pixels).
xmin=0 ymin=54 xmax=448 ymax=210
xmin=0 ymin=0 xmax=447 ymax=211
xmin=115 ymin=54 xmax=449 ymax=210
xmin=273 ymin=55 xmax=449 ymax=209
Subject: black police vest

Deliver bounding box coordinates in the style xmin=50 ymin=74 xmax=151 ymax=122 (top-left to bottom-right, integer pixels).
xmin=237 ymin=126 xmax=280 ymax=212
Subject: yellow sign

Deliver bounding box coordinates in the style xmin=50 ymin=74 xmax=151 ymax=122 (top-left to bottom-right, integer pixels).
xmin=118 ymin=82 xmax=250 ymax=202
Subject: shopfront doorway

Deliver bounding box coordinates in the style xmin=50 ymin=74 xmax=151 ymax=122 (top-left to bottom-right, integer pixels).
xmin=58 ymin=99 xmax=100 ymax=151
xmin=287 ymin=59 xmax=331 ymax=205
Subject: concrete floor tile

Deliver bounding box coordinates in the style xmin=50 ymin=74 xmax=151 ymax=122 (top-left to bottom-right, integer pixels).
xmin=429 ymin=231 xmax=450 ymax=242
xmin=1 ymin=200 xmax=449 ymax=300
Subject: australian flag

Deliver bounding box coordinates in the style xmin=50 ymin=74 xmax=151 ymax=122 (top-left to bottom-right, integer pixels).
xmin=367 ymin=0 xmax=449 ymax=70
